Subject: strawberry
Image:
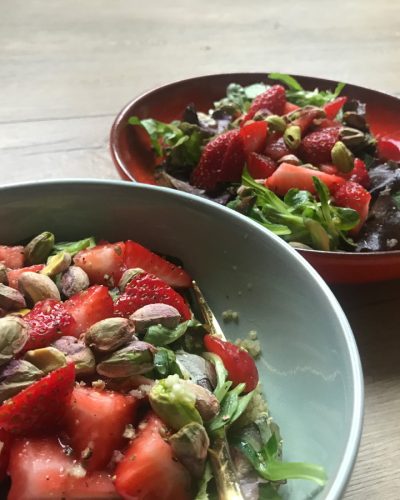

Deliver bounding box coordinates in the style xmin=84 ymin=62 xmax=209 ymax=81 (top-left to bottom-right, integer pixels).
xmin=0 ymin=246 xmax=24 ymax=270
xmin=65 ymin=387 xmax=139 ymax=472
xmin=114 ymin=270 xmax=191 ymax=320
xmin=299 ymin=127 xmax=340 ymax=164
xmin=6 ymin=264 xmax=44 ymax=290
xmin=243 ymin=85 xmax=286 ymax=121
xmin=22 ymin=299 xmax=76 ymax=352
xmin=314 ymin=118 xmax=342 ymax=130
xmin=0 ymin=429 xmax=12 ymax=481
xmin=74 ymin=242 xmax=126 ymax=287
xmin=266 ymin=162 xmax=345 ymax=196
xmin=342 ymin=158 xmax=370 ymax=188
xmin=333 ymin=181 xmax=371 ymax=234
xmin=377 ymin=137 xmax=400 ymax=162
xmin=290 ymin=107 xmax=324 ymax=135
xmin=64 ymin=285 xmax=114 ymax=337
xmin=115 ymin=412 xmax=192 ymax=500
xmin=323 ymin=96 xmax=348 ymax=119
xmin=239 ymin=120 xmax=268 ymax=154
xmin=124 ymin=240 xmax=191 ymax=288
xmin=283 ymin=102 xmax=300 ymax=114
xmin=0 ymin=364 xmax=75 ymax=435
xmin=319 ymin=163 xmax=339 ymax=175
xmin=247 ymin=153 xmax=277 ymax=179
xmin=7 ymin=437 xmax=119 ymax=500
xmin=264 ymin=134 xmax=291 ymax=161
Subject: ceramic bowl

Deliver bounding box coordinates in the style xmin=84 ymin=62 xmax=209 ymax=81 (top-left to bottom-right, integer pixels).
xmin=110 ymin=72 xmax=400 ymax=283
xmin=0 ymin=180 xmax=363 ymax=499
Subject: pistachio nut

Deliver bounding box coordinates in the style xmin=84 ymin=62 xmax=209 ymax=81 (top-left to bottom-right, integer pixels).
xmin=52 ymin=336 xmax=95 ymax=376
xmin=343 ymin=111 xmax=368 ymax=131
xmin=130 ymin=304 xmax=181 ymax=335
xmin=331 ymin=140 xmax=354 ymax=173
xmin=0 ymin=359 xmax=44 ymax=403
xmin=24 ymin=231 xmax=55 ymax=265
xmin=0 ymin=316 xmax=29 ymax=366
xmin=236 ymin=185 xmax=254 ymax=198
xmin=170 ymin=422 xmax=210 ymax=478
xmin=181 ymin=380 xmax=220 ymax=421
xmin=85 ymin=317 xmax=135 ymax=353
xmin=265 ymin=115 xmax=287 ymax=133
xmin=283 ymin=125 xmax=301 ymax=150
xmin=41 ymin=251 xmax=72 ymax=277
xmin=6 ymin=308 xmax=31 ymax=318
xmin=175 ymin=352 xmax=217 ymax=392
xmin=277 ymin=154 xmax=301 ymax=166
xmin=301 ymin=163 xmax=320 ymax=171
xmin=18 ymin=272 xmax=61 ymax=304
xmin=60 ymin=266 xmax=90 ymax=298
xmin=339 ymin=127 xmax=366 ymax=150
xmin=118 ymin=268 xmax=144 ymax=292
xmin=24 ymin=346 xmax=67 ymax=374
xmin=0 ymin=264 xmax=8 ymax=285
xmin=0 ymin=284 xmax=26 ymax=310
xmin=96 ymin=340 xmax=155 ymax=378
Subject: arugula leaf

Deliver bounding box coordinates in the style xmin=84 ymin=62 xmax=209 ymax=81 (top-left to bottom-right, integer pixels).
xmin=153 ymin=348 xmax=183 ymax=378
xmin=214 ymin=82 xmax=267 ymax=113
xmin=144 ymin=319 xmax=202 ymax=347
xmin=52 ymin=237 xmax=96 ymax=256
xmin=195 ymin=461 xmax=213 ymax=500
xmin=203 ymin=352 xmax=232 ymax=402
xmin=268 ymin=73 xmax=303 ymax=91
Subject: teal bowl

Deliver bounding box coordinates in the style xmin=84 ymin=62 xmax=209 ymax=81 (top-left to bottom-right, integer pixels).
xmin=0 ymin=180 xmax=363 ymax=500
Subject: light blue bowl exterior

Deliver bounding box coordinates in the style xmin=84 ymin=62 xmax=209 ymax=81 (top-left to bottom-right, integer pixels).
xmin=0 ymin=180 xmax=363 ymax=500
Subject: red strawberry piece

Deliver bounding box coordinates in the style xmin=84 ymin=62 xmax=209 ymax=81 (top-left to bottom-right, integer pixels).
xmin=264 ymin=133 xmax=291 ymax=161
xmin=0 ymin=246 xmax=24 ymax=270
xmin=65 ymin=387 xmax=139 ymax=472
xmin=0 ymin=429 xmax=12 ymax=481
xmin=243 ymin=85 xmax=286 ymax=121
xmin=299 ymin=127 xmax=341 ymax=164
xmin=63 ymin=285 xmax=114 ymax=337
xmin=323 ymin=96 xmax=348 ymax=119
xmin=0 ymin=364 xmax=75 ymax=435
xmin=333 ymin=181 xmax=371 ymax=234
xmin=283 ymin=102 xmax=300 ymax=114
xmin=124 ymin=240 xmax=191 ymax=288
xmin=7 ymin=437 xmax=118 ymax=500
xmin=315 ymin=118 xmax=342 ymax=130
xmin=377 ymin=137 xmax=400 ymax=162
xmin=6 ymin=264 xmax=44 ymax=290
xmin=22 ymin=299 xmax=76 ymax=352
xmin=74 ymin=242 xmax=126 ymax=287
xmin=266 ymin=162 xmax=345 ymax=196
xmin=320 ymin=163 xmax=339 ymax=175
xmin=247 ymin=153 xmax=277 ymax=179
xmin=341 ymin=158 xmax=370 ymax=188
xmin=239 ymin=121 xmax=268 ymax=155
xmin=114 ymin=270 xmax=191 ymax=321
xmin=115 ymin=412 xmax=192 ymax=500
xmin=291 ymin=107 xmax=324 ymax=135
xmin=218 ymin=129 xmax=246 ymax=184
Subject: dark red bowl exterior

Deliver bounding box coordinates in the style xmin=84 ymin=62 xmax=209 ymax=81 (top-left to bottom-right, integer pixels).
xmin=110 ymin=73 xmax=400 ymax=284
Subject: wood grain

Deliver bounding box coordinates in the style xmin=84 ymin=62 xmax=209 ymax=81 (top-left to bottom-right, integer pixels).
xmin=0 ymin=0 xmax=400 ymax=498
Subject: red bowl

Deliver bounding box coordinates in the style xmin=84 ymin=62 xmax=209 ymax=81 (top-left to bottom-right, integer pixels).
xmin=110 ymin=73 xmax=400 ymax=284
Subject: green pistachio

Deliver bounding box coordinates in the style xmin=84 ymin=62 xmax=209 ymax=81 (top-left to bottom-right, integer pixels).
xmin=41 ymin=252 xmax=72 ymax=277
xmin=24 ymin=347 xmax=67 ymax=374
xmin=343 ymin=111 xmax=368 ymax=131
xmin=60 ymin=266 xmax=90 ymax=298
xmin=277 ymin=154 xmax=301 ymax=166
xmin=96 ymin=340 xmax=154 ymax=378
xmin=24 ymin=232 xmax=55 ymax=265
xmin=331 ymin=140 xmax=354 ymax=173
xmin=0 ymin=264 xmax=8 ymax=285
xmin=0 ymin=359 xmax=44 ymax=403
xmin=283 ymin=125 xmax=302 ymax=150
xmin=339 ymin=127 xmax=366 ymax=150
xmin=170 ymin=422 xmax=210 ymax=478
xmin=130 ymin=303 xmax=181 ymax=334
xmin=175 ymin=352 xmax=217 ymax=392
xmin=18 ymin=272 xmax=61 ymax=304
xmin=0 ymin=284 xmax=26 ymax=310
xmin=0 ymin=316 xmax=29 ymax=366
xmin=265 ymin=115 xmax=287 ymax=133
xmin=118 ymin=268 xmax=145 ymax=292
xmin=85 ymin=317 xmax=135 ymax=353
xmin=52 ymin=336 xmax=95 ymax=376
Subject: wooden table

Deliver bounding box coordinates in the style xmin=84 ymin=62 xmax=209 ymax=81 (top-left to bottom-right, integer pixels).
xmin=1 ymin=1 xmax=400 ymax=498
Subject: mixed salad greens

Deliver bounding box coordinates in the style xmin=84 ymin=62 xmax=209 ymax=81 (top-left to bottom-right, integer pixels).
xmin=130 ymin=73 xmax=400 ymax=252
xmin=0 ymin=233 xmax=325 ymax=499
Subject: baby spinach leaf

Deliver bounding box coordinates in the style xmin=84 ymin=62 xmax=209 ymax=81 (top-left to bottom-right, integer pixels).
xmin=144 ymin=319 xmax=202 ymax=347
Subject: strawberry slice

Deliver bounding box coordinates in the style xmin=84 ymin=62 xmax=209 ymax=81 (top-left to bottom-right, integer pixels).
xmin=7 ymin=437 xmax=119 ymax=500
xmin=243 ymin=85 xmax=286 ymax=121
xmin=65 ymin=387 xmax=139 ymax=472
xmin=124 ymin=240 xmax=191 ymax=288
xmin=64 ymin=285 xmax=114 ymax=337
xmin=266 ymin=162 xmax=345 ymax=196
xmin=6 ymin=264 xmax=44 ymax=290
xmin=333 ymin=181 xmax=371 ymax=234
xmin=239 ymin=121 xmax=268 ymax=154
xmin=247 ymin=153 xmax=277 ymax=179
xmin=0 ymin=246 xmax=24 ymax=270
xmin=74 ymin=242 xmax=126 ymax=287
xmin=283 ymin=102 xmax=300 ymax=114
xmin=115 ymin=412 xmax=192 ymax=500
xmin=299 ymin=127 xmax=340 ymax=164
xmin=0 ymin=364 xmax=75 ymax=435
xmin=22 ymin=299 xmax=76 ymax=352
xmin=323 ymin=96 xmax=348 ymax=119
xmin=342 ymin=158 xmax=370 ymax=188
xmin=377 ymin=137 xmax=400 ymax=161
xmin=114 ymin=270 xmax=191 ymax=320
xmin=290 ymin=107 xmax=324 ymax=135
xmin=264 ymin=134 xmax=291 ymax=161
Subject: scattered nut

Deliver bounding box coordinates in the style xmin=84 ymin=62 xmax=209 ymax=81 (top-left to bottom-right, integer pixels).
xmin=60 ymin=266 xmax=90 ymax=298
xmin=24 ymin=232 xmax=55 ymax=265
xmin=0 ymin=284 xmax=26 ymax=310
xmin=130 ymin=303 xmax=181 ymax=334
xmin=0 ymin=264 xmax=8 ymax=285
xmin=84 ymin=317 xmax=135 ymax=353
xmin=24 ymin=347 xmax=67 ymax=374
xmin=18 ymin=272 xmax=61 ymax=304
xmin=41 ymin=252 xmax=72 ymax=277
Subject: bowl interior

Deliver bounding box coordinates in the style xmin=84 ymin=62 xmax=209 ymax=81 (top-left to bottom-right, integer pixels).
xmin=0 ymin=181 xmax=363 ymax=499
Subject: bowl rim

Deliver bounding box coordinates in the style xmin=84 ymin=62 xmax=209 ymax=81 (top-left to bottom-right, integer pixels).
xmin=0 ymin=178 xmax=364 ymax=499
xmin=109 ymin=71 xmax=400 ymax=260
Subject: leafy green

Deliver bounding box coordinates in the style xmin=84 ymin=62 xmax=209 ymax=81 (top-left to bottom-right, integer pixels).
xmin=144 ymin=319 xmax=202 ymax=347
xmin=195 ymin=461 xmax=213 ymax=500
xmin=153 ymin=348 xmax=183 ymax=378
xmin=52 ymin=237 xmax=95 ymax=256
xmin=258 ymin=484 xmax=283 ymax=500
xmin=213 ymin=82 xmax=267 ymax=113
xmin=202 ymin=352 xmax=232 ymax=402
xmin=392 ymin=191 xmax=400 ymax=210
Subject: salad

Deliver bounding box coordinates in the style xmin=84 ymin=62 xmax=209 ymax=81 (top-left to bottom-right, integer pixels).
xmin=130 ymin=73 xmax=400 ymax=252
xmin=0 ymin=233 xmax=325 ymax=499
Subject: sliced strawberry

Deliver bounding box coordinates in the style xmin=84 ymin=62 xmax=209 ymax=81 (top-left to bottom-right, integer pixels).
xmin=377 ymin=137 xmax=400 ymax=161
xmin=115 ymin=412 xmax=192 ymax=500
xmin=65 ymin=386 xmax=139 ymax=472
xmin=219 ymin=129 xmax=246 ymax=184
xmin=341 ymin=158 xmax=370 ymax=188
xmin=114 ymin=270 xmax=191 ymax=321
xmin=0 ymin=246 xmax=24 ymax=270
xmin=315 ymin=118 xmax=342 ymax=130
xmin=0 ymin=364 xmax=75 ymax=435
xmin=0 ymin=429 xmax=12 ymax=481
xmin=243 ymin=85 xmax=286 ymax=121
xmin=239 ymin=121 xmax=268 ymax=154
xmin=247 ymin=153 xmax=277 ymax=179
xmin=283 ymin=102 xmax=300 ymax=114
xmin=333 ymin=181 xmax=371 ymax=234
xmin=7 ymin=437 xmax=119 ymax=500
xmin=64 ymin=285 xmax=114 ymax=337
xmin=264 ymin=133 xmax=291 ymax=161
xmin=320 ymin=163 xmax=339 ymax=175
xmin=74 ymin=242 xmax=126 ymax=286
xmin=291 ymin=107 xmax=324 ymax=135
xmin=323 ymin=96 xmax=348 ymax=119
xmin=266 ymin=162 xmax=345 ymax=196
xmin=6 ymin=264 xmax=44 ymax=290
xmin=299 ymin=127 xmax=340 ymax=164
xmin=124 ymin=240 xmax=191 ymax=288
